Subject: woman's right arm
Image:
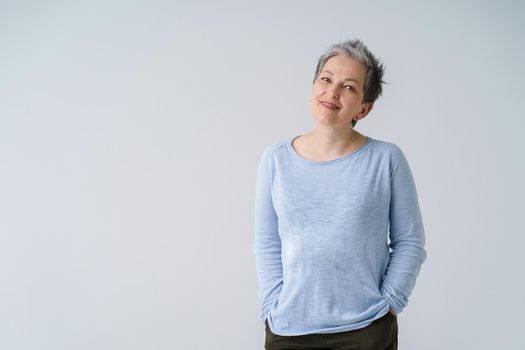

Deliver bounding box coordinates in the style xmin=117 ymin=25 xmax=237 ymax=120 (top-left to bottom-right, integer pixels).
xmin=252 ymin=146 xmax=283 ymax=322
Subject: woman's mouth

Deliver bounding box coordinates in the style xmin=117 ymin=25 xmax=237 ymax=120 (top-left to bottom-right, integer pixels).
xmin=320 ymin=101 xmax=339 ymax=110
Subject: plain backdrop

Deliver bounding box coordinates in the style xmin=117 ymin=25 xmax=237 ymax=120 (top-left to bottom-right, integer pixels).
xmin=1 ymin=0 xmax=524 ymax=349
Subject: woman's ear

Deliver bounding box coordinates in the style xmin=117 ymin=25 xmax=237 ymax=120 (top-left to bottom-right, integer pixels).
xmin=356 ymin=102 xmax=374 ymax=120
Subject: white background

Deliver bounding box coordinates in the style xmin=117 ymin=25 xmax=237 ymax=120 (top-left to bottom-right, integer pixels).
xmin=1 ymin=0 xmax=524 ymax=349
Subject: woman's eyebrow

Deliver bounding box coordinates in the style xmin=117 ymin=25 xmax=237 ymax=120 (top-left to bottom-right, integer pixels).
xmin=321 ymin=70 xmax=361 ymax=85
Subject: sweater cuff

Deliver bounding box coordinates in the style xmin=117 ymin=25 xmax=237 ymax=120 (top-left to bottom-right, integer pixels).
xmin=381 ymin=281 xmax=404 ymax=315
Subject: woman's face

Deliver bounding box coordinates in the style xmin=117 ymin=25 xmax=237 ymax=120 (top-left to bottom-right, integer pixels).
xmin=311 ymin=54 xmax=372 ymax=127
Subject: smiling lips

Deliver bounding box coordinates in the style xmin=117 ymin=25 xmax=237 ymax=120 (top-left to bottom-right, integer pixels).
xmin=320 ymin=101 xmax=340 ymax=110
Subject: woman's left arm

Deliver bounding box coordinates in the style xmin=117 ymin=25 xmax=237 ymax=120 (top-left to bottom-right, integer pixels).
xmin=380 ymin=145 xmax=427 ymax=315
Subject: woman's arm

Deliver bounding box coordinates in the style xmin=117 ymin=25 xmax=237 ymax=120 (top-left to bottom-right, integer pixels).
xmin=380 ymin=145 xmax=427 ymax=315
xmin=252 ymin=146 xmax=283 ymax=322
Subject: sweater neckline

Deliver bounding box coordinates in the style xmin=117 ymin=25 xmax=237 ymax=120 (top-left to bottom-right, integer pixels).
xmin=287 ymin=134 xmax=372 ymax=165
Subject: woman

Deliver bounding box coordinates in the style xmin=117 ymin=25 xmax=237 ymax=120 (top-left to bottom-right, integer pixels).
xmin=253 ymin=39 xmax=427 ymax=350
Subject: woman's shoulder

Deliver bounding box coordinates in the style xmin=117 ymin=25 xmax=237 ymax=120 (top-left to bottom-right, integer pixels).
xmin=369 ymin=136 xmax=404 ymax=154
xmin=258 ymin=137 xmax=290 ymax=161
xmin=369 ymin=137 xmax=414 ymax=174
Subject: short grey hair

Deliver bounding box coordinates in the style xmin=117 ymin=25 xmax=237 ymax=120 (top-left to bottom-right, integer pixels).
xmin=313 ymin=39 xmax=386 ymax=127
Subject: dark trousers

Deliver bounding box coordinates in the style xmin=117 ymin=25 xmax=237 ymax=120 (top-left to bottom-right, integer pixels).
xmin=264 ymin=312 xmax=398 ymax=350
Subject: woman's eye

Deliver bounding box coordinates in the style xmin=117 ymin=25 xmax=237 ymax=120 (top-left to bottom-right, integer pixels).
xmin=345 ymin=85 xmax=354 ymax=91
xmin=321 ymin=77 xmax=330 ymax=82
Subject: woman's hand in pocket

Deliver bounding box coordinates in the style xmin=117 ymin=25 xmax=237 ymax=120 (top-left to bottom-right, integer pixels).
xmin=389 ymin=308 xmax=397 ymax=316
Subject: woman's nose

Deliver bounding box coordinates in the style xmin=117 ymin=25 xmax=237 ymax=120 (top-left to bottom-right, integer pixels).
xmin=327 ymin=87 xmax=340 ymax=98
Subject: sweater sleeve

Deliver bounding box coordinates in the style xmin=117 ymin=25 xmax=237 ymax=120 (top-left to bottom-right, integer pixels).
xmin=252 ymin=146 xmax=283 ymax=322
xmin=380 ymin=145 xmax=427 ymax=315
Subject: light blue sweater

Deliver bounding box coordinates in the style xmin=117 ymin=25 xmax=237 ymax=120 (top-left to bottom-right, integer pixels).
xmin=253 ymin=135 xmax=427 ymax=336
